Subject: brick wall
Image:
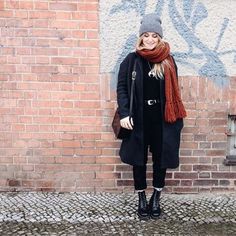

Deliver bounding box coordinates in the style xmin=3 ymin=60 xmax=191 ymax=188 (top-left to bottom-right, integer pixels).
xmin=0 ymin=0 xmax=102 ymax=192
xmin=102 ymin=76 xmax=236 ymax=193
xmin=0 ymin=0 xmax=236 ymax=193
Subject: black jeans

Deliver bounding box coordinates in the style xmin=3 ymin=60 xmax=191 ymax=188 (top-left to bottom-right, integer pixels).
xmin=133 ymin=164 xmax=167 ymax=190
xmin=133 ymin=103 xmax=167 ymax=190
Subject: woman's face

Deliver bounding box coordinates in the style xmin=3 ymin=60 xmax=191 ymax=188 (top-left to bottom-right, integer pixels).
xmin=142 ymin=32 xmax=159 ymax=50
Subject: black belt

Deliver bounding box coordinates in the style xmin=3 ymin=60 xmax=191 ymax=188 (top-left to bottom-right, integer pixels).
xmin=144 ymin=99 xmax=160 ymax=105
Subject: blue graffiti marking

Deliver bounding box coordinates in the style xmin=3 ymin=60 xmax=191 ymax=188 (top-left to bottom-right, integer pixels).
xmin=108 ymin=0 xmax=235 ymax=87
xmin=155 ymin=0 xmax=165 ymax=17
xmin=183 ymin=0 xmax=195 ymax=23
xmin=214 ymin=18 xmax=229 ymax=51
xmin=169 ymin=0 xmax=232 ymax=86
xmin=190 ymin=2 xmax=208 ymax=30
xmin=110 ymin=0 xmax=147 ymax=15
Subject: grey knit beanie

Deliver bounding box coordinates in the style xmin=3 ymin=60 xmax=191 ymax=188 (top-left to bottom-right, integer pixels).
xmin=139 ymin=13 xmax=163 ymax=38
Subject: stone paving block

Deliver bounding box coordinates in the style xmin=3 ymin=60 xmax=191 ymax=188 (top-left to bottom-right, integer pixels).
xmin=0 ymin=192 xmax=236 ymax=235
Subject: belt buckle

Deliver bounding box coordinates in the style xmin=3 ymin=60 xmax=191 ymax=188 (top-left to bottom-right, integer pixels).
xmin=147 ymin=100 xmax=155 ymax=105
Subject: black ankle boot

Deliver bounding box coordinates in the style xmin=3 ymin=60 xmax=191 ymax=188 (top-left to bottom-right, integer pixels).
xmin=149 ymin=189 xmax=161 ymax=219
xmin=137 ymin=191 xmax=149 ymax=220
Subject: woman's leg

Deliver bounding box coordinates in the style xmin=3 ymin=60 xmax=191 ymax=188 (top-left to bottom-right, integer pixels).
xmin=133 ymin=145 xmax=149 ymax=219
xmin=132 ymin=139 xmax=149 ymax=190
xmin=149 ymin=121 xmax=165 ymax=219
xmin=152 ymin=165 xmax=167 ymax=189
xmin=133 ymin=164 xmax=147 ymax=191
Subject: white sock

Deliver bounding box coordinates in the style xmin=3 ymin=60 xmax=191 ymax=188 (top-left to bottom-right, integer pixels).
xmin=137 ymin=189 xmax=145 ymax=193
xmin=154 ymin=187 xmax=163 ymax=191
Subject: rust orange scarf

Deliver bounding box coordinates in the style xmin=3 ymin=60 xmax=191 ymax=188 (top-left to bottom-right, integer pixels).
xmin=136 ymin=42 xmax=187 ymax=123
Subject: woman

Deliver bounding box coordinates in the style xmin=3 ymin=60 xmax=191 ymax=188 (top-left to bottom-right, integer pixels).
xmin=116 ymin=13 xmax=187 ymax=220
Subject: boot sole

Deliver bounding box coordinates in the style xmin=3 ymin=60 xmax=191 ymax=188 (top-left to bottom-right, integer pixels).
xmin=137 ymin=213 xmax=150 ymax=220
xmin=150 ymin=209 xmax=162 ymax=220
xmin=150 ymin=214 xmax=161 ymax=219
xmin=150 ymin=210 xmax=161 ymax=219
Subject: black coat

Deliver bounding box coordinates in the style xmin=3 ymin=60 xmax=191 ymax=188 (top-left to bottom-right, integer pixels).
xmin=117 ymin=52 xmax=184 ymax=168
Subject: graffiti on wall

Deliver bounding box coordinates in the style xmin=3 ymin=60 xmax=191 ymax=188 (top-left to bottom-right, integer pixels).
xmin=100 ymin=0 xmax=236 ymax=87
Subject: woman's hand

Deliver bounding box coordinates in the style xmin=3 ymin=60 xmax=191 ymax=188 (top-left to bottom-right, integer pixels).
xmin=120 ymin=116 xmax=133 ymax=130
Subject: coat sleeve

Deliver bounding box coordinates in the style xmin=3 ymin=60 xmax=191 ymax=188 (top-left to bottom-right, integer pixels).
xmin=116 ymin=54 xmax=131 ymax=119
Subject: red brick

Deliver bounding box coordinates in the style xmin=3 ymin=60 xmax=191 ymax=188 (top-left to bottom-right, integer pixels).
xmin=212 ymin=157 xmax=224 ymax=164
xmin=0 ymin=10 xmax=13 ymax=17
xmin=194 ymin=134 xmax=206 ymax=141
xmin=196 ymin=119 xmax=209 ymax=127
xmin=212 ymin=142 xmax=226 ymax=149
xmin=180 ymin=180 xmax=193 ymax=186
xmin=199 ymin=172 xmax=210 ymax=178
xmin=121 ymin=172 xmax=132 ymax=179
xmin=180 ymin=165 xmax=192 ymax=171
xmin=172 ymin=187 xmax=198 ymax=193
xmin=22 ymin=165 xmax=35 ymax=171
xmin=33 ymin=20 xmax=49 ymax=28
xmin=174 ymin=172 xmax=198 ymax=179
xmin=0 ymin=165 xmax=7 ymax=171
xmin=206 ymin=150 xmax=225 ymax=156
xmin=198 ymin=157 xmax=212 ymax=163
xmin=77 ymin=3 xmax=98 ymax=11
xmin=212 ymin=172 xmax=236 ymax=179
xmin=180 ymin=142 xmax=198 ymax=149
xmin=198 ymin=77 xmax=207 ymax=100
xmin=211 ymin=187 xmax=235 ymax=192
xmin=72 ymin=30 xmax=86 ymax=38
xmin=0 ymin=65 xmax=16 ymax=73
xmin=56 ymin=12 xmax=71 ymax=20
xmin=182 ymin=127 xmax=199 ymax=134
xmin=96 ymin=172 xmax=121 ymax=179
xmin=50 ymin=21 xmax=78 ymax=29
xmin=36 ymin=180 xmax=54 ymax=189
xmin=96 ymin=157 xmax=121 ymax=164
xmin=0 ymin=1 xmax=4 ymax=10
xmin=209 ymin=119 xmax=226 ymax=126
xmin=207 ymin=134 xmax=227 ymax=141
xmin=199 ymin=142 xmax=211 ymax=149
xmin=6 ymin=1 xmax=19 ymax=9
xmin=50 ymin=3 xmax=77 ymax=11
xmin=7 ymin=179 xmax=21 ymax=187
xmin=34 ymin=2 xmax=48 ymax=10
xmin=193 ymin=150 xmax=206 ymax=156
xmin=32 ymin=48 xmax=58 ymax=56
xmin=78 ymin=40 xmax=99 ymax=48
xmin=54 ymin=141 xmax=81 ymax=148
xmin=115 ymin=165 xmax=132 ymax=172
xmin=51 ymin=57 xmax=78 ymax=65
xmin=72 ymin=12 xmax=97 ymax=21
xmin=79 ymin=21 xmax=98 ymax=30
xmin=29 ymin=11 xmax=55 ymax=19
xmin=85 ymin=66 xmax=99 ymax=74
xmin=19 ymin=1 xmax=33 ymax=9
xmin=165 ymin=180 xmax=180 ymax=186
xmin=193 ymin=165 xmax=217 ymax=171
xmin=22 ymin=180 xmax=35 ymax=188
xmin=219 ymin=180 xmax=230 ymax=186
xmin=117 ymin=180 xmax=133 ymax=187
xmin=193 ymin=180 xmax=218 ymax=186
xmin=80 ymin=58 xmax=99 ymax=66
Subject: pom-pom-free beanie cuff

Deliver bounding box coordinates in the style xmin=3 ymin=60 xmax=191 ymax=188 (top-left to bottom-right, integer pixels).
xmin=139 ymin=13 xmax=163 ymax=38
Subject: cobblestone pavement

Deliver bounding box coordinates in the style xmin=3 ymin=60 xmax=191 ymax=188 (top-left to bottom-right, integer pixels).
xmin=0 ymin=192 xmax=236 ymax=235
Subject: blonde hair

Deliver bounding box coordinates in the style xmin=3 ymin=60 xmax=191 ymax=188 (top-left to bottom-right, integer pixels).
xmin=136 ymin=35 xmax=170 ymax=78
